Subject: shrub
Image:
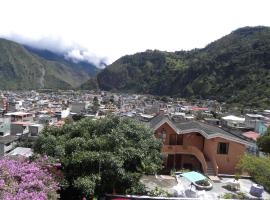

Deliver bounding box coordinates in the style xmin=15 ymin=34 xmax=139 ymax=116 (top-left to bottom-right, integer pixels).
xmin=237 ymin=155 xmax=270 ymax=192
xmin=0 ymin=157 xmax=59 ymax=200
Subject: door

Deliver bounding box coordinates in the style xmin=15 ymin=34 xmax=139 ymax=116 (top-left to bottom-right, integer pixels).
xmin=169 ymin=134 xmax=177 ymax=145
xmin=167 ymin=154 xmax=174 ymax=169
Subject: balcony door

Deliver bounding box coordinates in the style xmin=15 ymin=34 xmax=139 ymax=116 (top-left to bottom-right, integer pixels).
xmin=169 ymin=134 xmax=177 ymax=145
xmin=169 ymin=134 xmax=183 ymax=145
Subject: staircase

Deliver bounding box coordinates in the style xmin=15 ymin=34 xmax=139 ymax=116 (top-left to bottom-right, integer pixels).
xmin=206 ymin=160 xmax=221 ymax=182
xmin=206 ymin=161 xmax=215 ymax=176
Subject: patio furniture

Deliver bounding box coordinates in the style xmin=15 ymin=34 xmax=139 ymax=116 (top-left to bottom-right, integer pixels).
xmin=250 ymin=184 xmax=264 ymax=197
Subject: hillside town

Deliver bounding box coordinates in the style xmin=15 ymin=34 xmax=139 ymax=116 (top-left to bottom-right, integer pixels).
xmin=0 ymin=90 xmax=269 ymax=199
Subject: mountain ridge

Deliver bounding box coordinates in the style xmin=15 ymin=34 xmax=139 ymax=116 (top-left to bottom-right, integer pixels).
xmin=0 ymin=38 xmax=97 ymax=89
xmin=97 ymin=26 xmax=270 ymax=108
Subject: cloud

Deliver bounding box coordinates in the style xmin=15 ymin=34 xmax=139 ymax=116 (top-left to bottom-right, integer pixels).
xmin=0 ymin=33 xmax=107 ymax=68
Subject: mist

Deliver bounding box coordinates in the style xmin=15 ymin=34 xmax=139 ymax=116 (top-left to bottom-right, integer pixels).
xmin=0 ymin=33 xmax=107 ymax=68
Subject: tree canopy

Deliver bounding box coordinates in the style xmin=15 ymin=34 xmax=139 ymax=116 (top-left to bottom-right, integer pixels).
xmin=257 ymin=127 xmax=270 ymax=153
xmin=33 ymin=116 xmax=162 ymax=199
xmin=237 ymin=155 xmax=270 ymax=192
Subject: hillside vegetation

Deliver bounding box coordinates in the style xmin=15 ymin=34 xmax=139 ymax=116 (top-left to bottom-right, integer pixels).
xmin=97 ymin=26 xmax=270 ymax=108
xmin=0 ymin=38 xmax=96 ymax=89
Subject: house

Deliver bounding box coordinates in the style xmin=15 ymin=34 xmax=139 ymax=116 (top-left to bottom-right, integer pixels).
xmin=70 ymin=102 xmax=86 ymax=114
xmin=221 ymin=115 xmax=245 ymax=129
xmin=255 ymin=121 xmax=270 ymax=135
xmin=149 ymin=115 xmax=256 ymax=175
xmin=5 ymin=112 xmax=33 ymax=122
xmin=245 ymin=114 xmax=265 ymax=129
xmin=10 ymin=121 xmax=34 ymax=136
xmin=0 ymin=135 xmax=18 ymax=156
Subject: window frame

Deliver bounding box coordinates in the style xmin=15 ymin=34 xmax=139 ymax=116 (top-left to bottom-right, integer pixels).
xmin=217 ymin=142 xmax=229 ymax=154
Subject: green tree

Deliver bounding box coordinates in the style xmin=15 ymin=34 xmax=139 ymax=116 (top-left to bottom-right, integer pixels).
xmin=33 ymin=116 xmax=162 ymax=199
xmin=92 ymin=96 xmax=100 ymax=113
xmin=257 ymin=127 xmax=270 ymax=153
xmin=237 ymin=155 xmax=270 ymax=192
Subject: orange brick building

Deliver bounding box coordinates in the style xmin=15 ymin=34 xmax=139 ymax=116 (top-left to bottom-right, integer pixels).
xmin=150 ymin=115 xmax=256 ymax=175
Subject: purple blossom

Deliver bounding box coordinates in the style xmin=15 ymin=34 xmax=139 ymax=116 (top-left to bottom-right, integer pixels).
xmin=0 ymin=157 xmax=59 ymax=200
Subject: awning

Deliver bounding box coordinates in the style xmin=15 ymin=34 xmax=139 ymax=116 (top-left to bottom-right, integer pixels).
xmin=181 ymin=171 xmax=207 ymax=183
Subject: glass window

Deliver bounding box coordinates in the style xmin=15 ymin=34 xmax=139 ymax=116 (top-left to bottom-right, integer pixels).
xmin=217 ymin=142 xmax=229 ymax=154
xmin=161 ymin=129 xmax=166 ymax=142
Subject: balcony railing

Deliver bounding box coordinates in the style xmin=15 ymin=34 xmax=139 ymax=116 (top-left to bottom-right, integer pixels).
xmin=161 ymin=145 xmax=208 ymax=173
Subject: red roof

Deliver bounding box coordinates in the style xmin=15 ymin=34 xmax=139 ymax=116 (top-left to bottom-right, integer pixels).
xmin=12 ymin=121 xmax=34 ymax=125
xmin=243 ymin=131 xmax=260 ymax=141
xmin=191 ymin=107 xmax=208 ymax=111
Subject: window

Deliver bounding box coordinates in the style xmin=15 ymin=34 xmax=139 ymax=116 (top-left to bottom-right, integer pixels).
xmin=161 ymin=129 xmax=166 ymax=142
xmin=217 ymin=142 xmax=229 ymax=154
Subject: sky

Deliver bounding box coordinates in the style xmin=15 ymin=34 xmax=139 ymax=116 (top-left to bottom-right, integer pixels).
xmin=0 ymin=0 xmax=270 ymax=65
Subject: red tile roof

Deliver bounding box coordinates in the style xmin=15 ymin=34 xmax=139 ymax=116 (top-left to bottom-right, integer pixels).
xmin=243 ymin=131 xmax=260 ymax=141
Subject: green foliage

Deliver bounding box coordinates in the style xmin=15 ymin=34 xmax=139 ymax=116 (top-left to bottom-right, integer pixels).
xmin=221 ymin=192 xmax=246 ymax=199
xmin=237 ymin=155 xmax=270 ymax=191
xmin=33 ymin=116 xmax=162 ymax=198
xmin=257 ymin=127 xmax=270 ymax=153
xmin=72 ymin=114 xmax=85 ymax=121
xmin=148 ymin=187 xmax=171 ymax=197
xmin=74 ymin=175 xmax=100 ymax=197
xmin=80 ymin=77 xmax=99 ymax=90
xmin=0 ymin=38 xmax=93 ymax=89
xmin=222 ymin=193 xmax=233 ymax=199
xmin=97 ymin=26 xmax=270 ymax=108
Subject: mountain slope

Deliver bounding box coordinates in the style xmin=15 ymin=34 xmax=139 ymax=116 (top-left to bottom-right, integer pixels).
xmin=97 ymin=26 xmax=270 ymax=108
xmin=0 ymin=38 xmax=93 ymax=89
xmin=24 ymin=46 xmax=99 ymax=76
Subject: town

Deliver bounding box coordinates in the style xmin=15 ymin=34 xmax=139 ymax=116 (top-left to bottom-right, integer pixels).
xmin=0 ymin=89 xmax=269 ymax=199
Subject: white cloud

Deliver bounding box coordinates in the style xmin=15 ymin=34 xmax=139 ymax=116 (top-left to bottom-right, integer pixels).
xmin=0 ymin=0 xmax=270 ymax=64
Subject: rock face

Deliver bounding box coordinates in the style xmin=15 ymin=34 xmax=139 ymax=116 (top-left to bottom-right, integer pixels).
xmin=97 ymin=26 xmax=270 ymax=108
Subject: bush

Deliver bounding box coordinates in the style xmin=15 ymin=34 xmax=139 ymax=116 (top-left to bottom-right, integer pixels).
xmin=237 ymin=155 xmax=270 ymax=192
xmin=148 ymin=187 xmax=171 ymax=197
xmin=0 ymin=157 xmax=59 ymax=200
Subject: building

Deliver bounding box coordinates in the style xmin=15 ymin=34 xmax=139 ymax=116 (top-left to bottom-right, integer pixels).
xmin=149 ymin=115 xmax=255 ymax=175
xmin=70 ymin=102 xmax=86 ymax=114
xmin=0 ymin=135 xmax=18 ymax=156
xmin=5 ymin=112 xmax=33 ymax=122
xmin=221 ymin=115 xmax=245 ymax=129
xmin=245 ymin=114 xmax=265 ymax=130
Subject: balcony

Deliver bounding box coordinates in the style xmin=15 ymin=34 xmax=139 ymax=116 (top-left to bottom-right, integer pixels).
xmin=162 ymin=145 xmax=208 ymax=174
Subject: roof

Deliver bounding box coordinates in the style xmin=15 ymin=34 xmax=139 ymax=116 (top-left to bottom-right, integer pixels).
xmin=7 ymin=147 xmax=33 ymax=157
xmin=5 ymin=112 xmax=32 ymax=117
xmin=150 ymin=114 xmax=255 ymax=146
xmin=191 ymin=107 xmax=208 ymax=111
xmin=0 ymin=135 xmax=18 ymax=144
xmin=222 ymin=115 xmax=245 ymax=122
xmin=243 ymin=131 xmax=260 ymax=141
xmin=12 ymin=121 xmax=34 ymax=125
xmin=246 ymin=114 xmax=264 ymax=118
xmin=181 ymin=171 xmax=207 ymax=183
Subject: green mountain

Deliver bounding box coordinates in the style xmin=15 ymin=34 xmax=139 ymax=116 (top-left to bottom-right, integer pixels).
xmin=0 ymin=38 xmax=94 ymax=89
xmin=97 ymin=26 xmax=270 ymax=108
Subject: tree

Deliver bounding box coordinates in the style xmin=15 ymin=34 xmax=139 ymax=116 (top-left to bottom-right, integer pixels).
xmin=33 ymin=116 xmax=162 ymax=199
xmin=237 ymin=155 xmax=270 ymax=192
xmin=92 ymin=96 xmax=100 ymax=113
xmin=257 ymin=127 xmax=270 ymax=153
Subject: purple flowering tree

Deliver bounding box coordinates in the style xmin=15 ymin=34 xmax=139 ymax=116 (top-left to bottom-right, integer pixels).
xmin=0 ymin=157 xmax=60 ymax=200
